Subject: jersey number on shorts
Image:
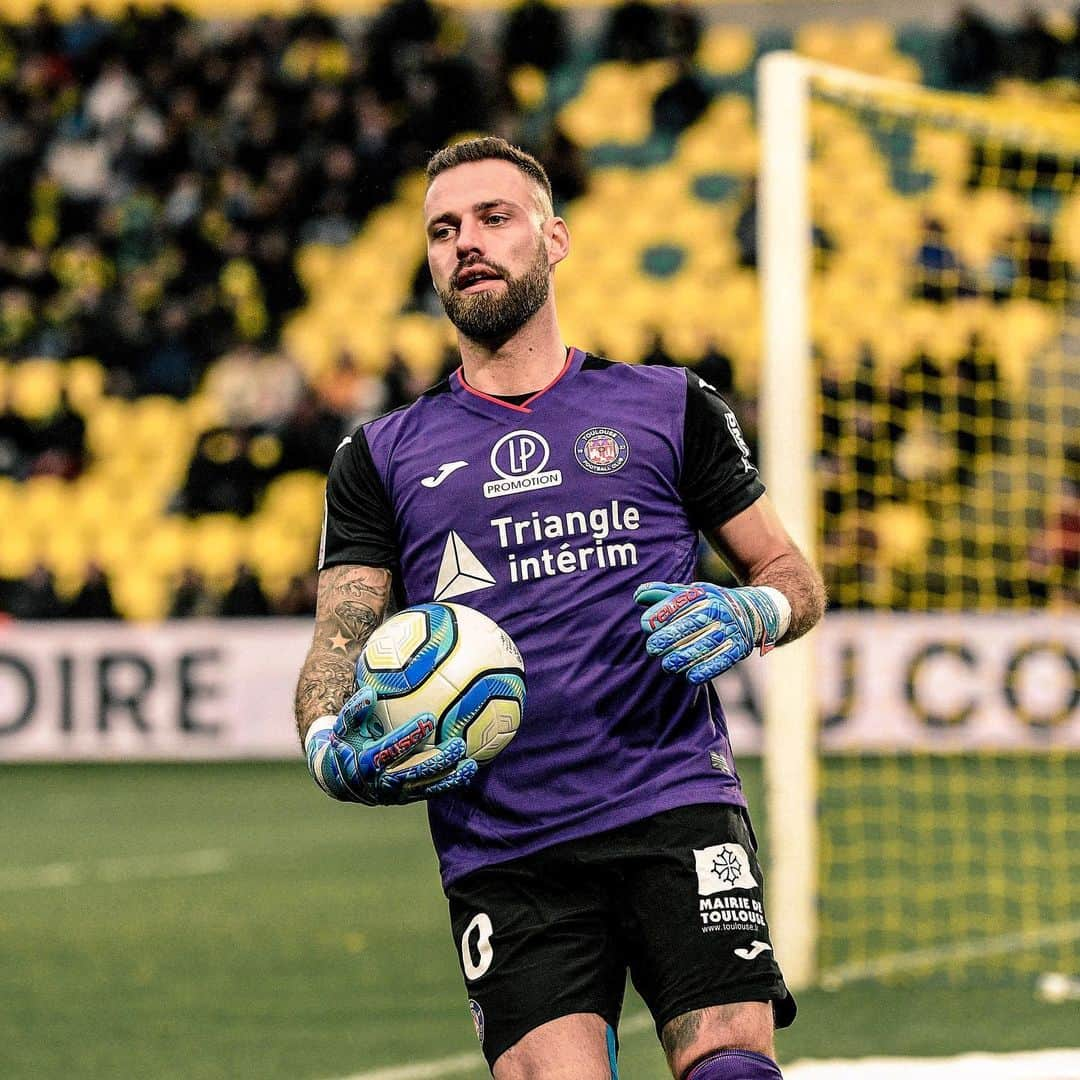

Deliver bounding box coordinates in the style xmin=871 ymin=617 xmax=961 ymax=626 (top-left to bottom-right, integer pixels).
xmin=461 ymin=912 xmax=494 ymax=980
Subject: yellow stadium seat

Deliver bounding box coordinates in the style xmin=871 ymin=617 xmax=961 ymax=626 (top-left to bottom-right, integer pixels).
xmin=90 ymin=521 xmax=136 ymax=574
xmin=11 ymin=359 xmax=63 ymax=421
xmin=247 ymin=525 xmax=313 ymax=582
xmin=508 ymin=65 xmax=547 ymax=112
xmin=190 ymin=513 xmax=247 ymax=581
xmin=872 ymin=505 xmax=933 ymax=570
xmin=848 ymin=20 xmax=895 ymax=62
xmin=391 ymin=314 xmax=446 ymax=380
xmin=142 ymin=518 xmax=193 ymax=577
xmin=0 ymin=523 xmax=37 ymax=579
xmin=259 ymin=472 xmax=326 ymax=543
xmin=111 ymin=570 xmax=171 ymax=622
xmin=64 ymin=358 xmax=105 ymax=413
xmin=795 ymin=22 xmax=843 ymax=63
xmin=558 ymin=61 xmax=675 ymax=148
xmin=698 ymin=25 xmax=754 ymax=77
xmin=21 ymin=475 xmax=69 ymax=531
xmin=129 ymin=395 xmax=185 ymax=445
xmin=1057 ymin=191 xmax=1080 ymax=264
xmin=184 ymin=392 xmax=225 ymax=436
xmin=84 ymin=397 xmax=130 ymax=457
xmin=295 ymin=243 xmax=340 ymax=293
xmin=42 ymin=528 xmax=90 ymax=581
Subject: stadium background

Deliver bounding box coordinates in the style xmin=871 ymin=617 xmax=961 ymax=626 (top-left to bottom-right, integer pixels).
xmin=1 ymin=0 xmax=1077 ymax=1077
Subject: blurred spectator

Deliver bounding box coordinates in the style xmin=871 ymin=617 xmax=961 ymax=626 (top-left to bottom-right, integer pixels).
xmin=601 ymin=0 xmax=668 ymax=62
xmin=169 ymin=567 xmax=217 ymax=618
xmin=62 ymin=5 xmax=110 ymax=60
xmin=27 ymin=388 xmax=87 ymax=480
xmin=4 ymin=564 xmax=66 ymax=620
xmin=1008 ymin=10 xmax=1062 ymax=83
xmin=278 ymin=387 xmax=349 ymax=473
xmin=536 ymin=127 xmax=588 ymax=207
xmin=365 ymin=0 xmax=442 ymax=103
xmin=642 ymin=331 xmax=675 ymax=367
xmin=174 ymin=425 xmax=280 ymax=516
xmin=142 ymin=301 xmax=198 ymax=397
xmin=652 ymin=61 xmax=710 ymax=135
xmin=666 ymin=2 xmax=703 ymax=62
xmin=203 ymin=345 xmax=304 ymax=428
xmin=219 ymin=563 xmax=271 ymax=617
xmin=316 ymin=351 xmax=388 ymax=427
xmin=1017 ymin=222 xmax=1061 ymax=302
xmin=734 ymin=181 xmax=758 ymax=268
xmin=944 ymin=7 xmax=1002 ymax=90
xmin=914 ymin=217 xmax=968 ymax=302
xmin=500 ymin=0 xmax=570 ymax=73
xmin=0 ymin=392 xmax=35 ymax=479
xmin=382 ymin=350 xmax=436 ymax=412
xmin=693 ymin=338 xmax=735 ymax=397
xmin=67 ymin=562 xmax=120 ymax=618
xmin=1027 ymin=446 xmax=1080 ymax=603
xmin=952 ymin=335 xmax=1011 ymax=486
xmin=273 ymin=571 xmax=317 ymax=616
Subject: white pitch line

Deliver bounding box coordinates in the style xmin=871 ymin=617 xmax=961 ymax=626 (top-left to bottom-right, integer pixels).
xmin=819 ymin=919 xmax=1080 ymax=988
xmin=0 ymin=849 xmax=231 ymax=891
xmin=785 ymin=1049 xmax=1080 ymax=1079
xmin=326 ymin=1013 xmax=653 ymax=1080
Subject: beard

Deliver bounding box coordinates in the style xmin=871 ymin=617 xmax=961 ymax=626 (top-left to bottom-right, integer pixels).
xmin=438 ymin=240 xmax=550 ymax=343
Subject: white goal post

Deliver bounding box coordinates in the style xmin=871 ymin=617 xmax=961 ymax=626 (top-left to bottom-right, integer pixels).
xmin=756 ymin=47 xmax=943 ymax=993
xmin=758 ymin=50 xmax=818 ymax=991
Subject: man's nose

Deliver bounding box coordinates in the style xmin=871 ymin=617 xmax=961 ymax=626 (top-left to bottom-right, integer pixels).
xmin=455 ymin=218 xmax=484 ymax=258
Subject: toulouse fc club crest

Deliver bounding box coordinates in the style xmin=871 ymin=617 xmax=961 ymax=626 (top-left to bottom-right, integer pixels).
xmin=469 ymin=998 xmax=485 ymax=1044
xmin=574 ymin=427 xmax=630 ymax=475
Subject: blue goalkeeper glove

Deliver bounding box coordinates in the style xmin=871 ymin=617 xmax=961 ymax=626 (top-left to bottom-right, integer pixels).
xmin=634 ymin=581 xmax=792 ymax=684
xmin=305 ymin=683 xmax=477 ymax=805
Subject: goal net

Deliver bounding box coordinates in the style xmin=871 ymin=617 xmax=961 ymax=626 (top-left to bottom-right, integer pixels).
xmin=758 ymin=53 xmax=1080 ymax=991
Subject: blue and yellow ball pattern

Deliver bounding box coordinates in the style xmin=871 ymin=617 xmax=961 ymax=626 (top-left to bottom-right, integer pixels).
xmin=357 ymin=603 xmax=525 ymax=765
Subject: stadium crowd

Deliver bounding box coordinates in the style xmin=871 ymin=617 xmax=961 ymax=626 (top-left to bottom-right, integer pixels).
xmin=0 ymin=0 xmax=1076 ymax=618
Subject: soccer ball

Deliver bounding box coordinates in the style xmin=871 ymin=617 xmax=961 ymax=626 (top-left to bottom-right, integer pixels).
xmin=357 ymin=603 xmax=525 ymax=769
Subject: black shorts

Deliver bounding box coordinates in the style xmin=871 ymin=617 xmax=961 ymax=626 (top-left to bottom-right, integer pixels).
xmin=446 ymin=802 xmax=796 ymax=1069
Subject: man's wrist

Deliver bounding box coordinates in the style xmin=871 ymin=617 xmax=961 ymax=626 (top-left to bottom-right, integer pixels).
xmin=754 ymin=586 xmax=792 ymax=641
xmin=305 ymin=715 xmax=342 ymax=797
xmin=303 ymin=714 xmax=339 ymax=756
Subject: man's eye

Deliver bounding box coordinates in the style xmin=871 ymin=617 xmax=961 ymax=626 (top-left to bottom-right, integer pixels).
xmin=485 ymin=215 xmax=507 ymax=225
xmin=432 ymin=227 xmax=455 ymax=240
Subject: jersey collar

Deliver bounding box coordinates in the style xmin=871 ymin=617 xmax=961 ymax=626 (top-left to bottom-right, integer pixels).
xmin=450 ymin=347 xmax=586 ymax=416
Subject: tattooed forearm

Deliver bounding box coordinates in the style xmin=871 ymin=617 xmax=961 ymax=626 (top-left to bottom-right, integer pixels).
xmin=749 ymin=551 xmax=827 ymax=644
xmin=294 ymin=565 xmax=392 ymax=741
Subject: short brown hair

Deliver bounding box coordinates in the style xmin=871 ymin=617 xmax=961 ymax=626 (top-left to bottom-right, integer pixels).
xmin=426 ymin=136 xmax=554 ymax=211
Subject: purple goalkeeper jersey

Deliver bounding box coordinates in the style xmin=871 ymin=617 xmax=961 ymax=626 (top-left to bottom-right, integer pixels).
xmin=320 ymin=348 xmax=765 ymax=888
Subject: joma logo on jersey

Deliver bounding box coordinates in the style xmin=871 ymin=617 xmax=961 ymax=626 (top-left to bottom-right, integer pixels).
xmin=483 ymin=430 xmax=562 ymax=499
xmin=725 ymin=413 xmax=755 ymax=474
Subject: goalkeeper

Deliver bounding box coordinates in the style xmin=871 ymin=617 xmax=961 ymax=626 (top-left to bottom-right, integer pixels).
xmin=295 ymin=136 xmax=825 ymax=1080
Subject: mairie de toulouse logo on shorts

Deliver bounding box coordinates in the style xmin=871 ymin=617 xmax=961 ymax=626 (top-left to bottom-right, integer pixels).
xmin=575 ymin=427 xmax=630 ymax=474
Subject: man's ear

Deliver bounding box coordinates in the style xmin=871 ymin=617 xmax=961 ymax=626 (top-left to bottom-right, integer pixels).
xmin=545 ymin=217 xmax=570 ymax=267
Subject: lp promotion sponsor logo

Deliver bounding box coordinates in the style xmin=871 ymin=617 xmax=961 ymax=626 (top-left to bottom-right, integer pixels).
xmin=483 ymin=431 xmax=562 ymax=499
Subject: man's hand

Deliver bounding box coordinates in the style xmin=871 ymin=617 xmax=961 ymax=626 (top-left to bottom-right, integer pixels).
xmin=305 ymin=683 xmax=477 ymax=805
xmin=634 ymin=581 xmax=792 ymax=684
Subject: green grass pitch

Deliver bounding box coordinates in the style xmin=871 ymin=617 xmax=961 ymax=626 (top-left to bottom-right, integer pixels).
xmin=1 ymin=762 xmax=1075 ymax=1079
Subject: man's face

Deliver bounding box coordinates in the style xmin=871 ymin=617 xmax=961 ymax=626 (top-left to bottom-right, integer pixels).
xmin=424 ymin=159 xmax=559 ymax=343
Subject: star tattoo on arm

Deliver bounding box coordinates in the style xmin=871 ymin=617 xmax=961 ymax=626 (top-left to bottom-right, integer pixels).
xmin=294 ymin=565 xmax=392 ymax=741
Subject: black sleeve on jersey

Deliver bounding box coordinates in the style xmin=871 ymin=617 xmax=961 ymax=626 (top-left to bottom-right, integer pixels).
xmin=679 ymin=367 xmax=766 ymax=532
xmin=320 ymin=428 xmax=399 ymax=571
